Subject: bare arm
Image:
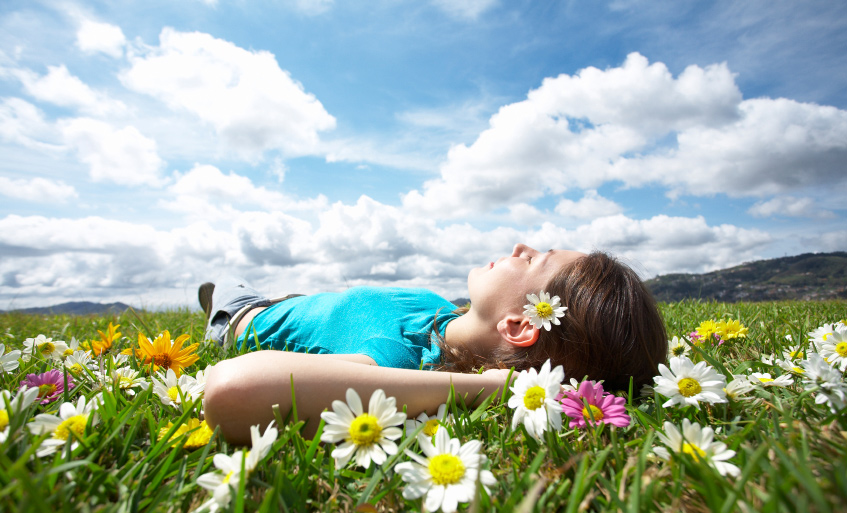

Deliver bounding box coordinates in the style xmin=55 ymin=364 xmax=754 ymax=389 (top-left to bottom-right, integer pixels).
xmin=204 ymin=351 xmax=511 ymax=445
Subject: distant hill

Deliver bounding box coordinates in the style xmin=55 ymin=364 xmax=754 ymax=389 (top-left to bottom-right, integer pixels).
xmin=2 ymin=301 xmax=133 ymax=316
xmin=645 ymin=252 xmax=847 ymax=302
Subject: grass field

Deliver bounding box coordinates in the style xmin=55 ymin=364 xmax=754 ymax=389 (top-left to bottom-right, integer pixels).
xmin=1 ymin=300 xmax=846 ymax=512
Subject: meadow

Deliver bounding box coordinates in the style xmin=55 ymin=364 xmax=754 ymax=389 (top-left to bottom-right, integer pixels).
xmin=1 ymin=299 xmax=846 ymax=512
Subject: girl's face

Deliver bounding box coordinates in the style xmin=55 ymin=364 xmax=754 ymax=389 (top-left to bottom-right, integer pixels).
xmin=467 ymin=243 xmax=586 ymax=323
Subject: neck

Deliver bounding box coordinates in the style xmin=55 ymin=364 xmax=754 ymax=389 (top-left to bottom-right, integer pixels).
xmin=443 ymin=310 xmax=501 ymax=357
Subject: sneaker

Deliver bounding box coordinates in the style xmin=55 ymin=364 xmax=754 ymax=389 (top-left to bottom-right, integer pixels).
xmin=198 ymin=282 xmax=215 ymax=322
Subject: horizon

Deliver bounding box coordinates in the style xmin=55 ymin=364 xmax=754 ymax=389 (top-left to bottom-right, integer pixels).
xmin=1 ymin=0 xmax=846 ymax=310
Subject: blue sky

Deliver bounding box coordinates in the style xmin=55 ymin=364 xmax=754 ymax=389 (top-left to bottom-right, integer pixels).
xmin=1 ymin=0 xmax=846 ymax=309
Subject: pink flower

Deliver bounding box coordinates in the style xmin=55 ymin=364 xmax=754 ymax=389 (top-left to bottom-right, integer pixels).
xmin=20 ymin=369 xmax=74 ymax=404
xmin=688 ymin=331 xmax=702 ymax=344
xmin=559 ymin=380 xmax=631 ymax=429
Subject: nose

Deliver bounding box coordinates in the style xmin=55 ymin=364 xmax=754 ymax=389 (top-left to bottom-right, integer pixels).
xmin=511 ymin=243 xmax=539 ymax=257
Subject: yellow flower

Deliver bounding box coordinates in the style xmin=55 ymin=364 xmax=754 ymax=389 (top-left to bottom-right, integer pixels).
xmin=716 ymin=319 xmax=748 ymax=340
xmin=92 ymin=322 xmax=121 ymax=356
xmin=695 ymin=320 xmax=719 ymax=341
xmin=137 ymin=331 xmax=199 ymax=377
xmin=158 ymin=418 xmax=214 ymax=450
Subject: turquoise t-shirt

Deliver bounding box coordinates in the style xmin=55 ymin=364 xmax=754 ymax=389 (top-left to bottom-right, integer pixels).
xmin=236 ymin=287 xmax=459 ymax=370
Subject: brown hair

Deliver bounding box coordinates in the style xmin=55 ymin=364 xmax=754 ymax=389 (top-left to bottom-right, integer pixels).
xmin=437 ymin=251 xmax=667 ymax=391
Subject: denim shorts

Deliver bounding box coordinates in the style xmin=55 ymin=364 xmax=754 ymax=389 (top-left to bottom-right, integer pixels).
xmin=205 ymin=277 xmax=300 ymax=347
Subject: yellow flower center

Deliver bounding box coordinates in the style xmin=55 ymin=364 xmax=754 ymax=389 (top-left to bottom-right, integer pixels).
xmin=672 ymin=345 xmax=686 ymax=356
xmin=63 ymin=348 xmax=74 ymax=357
xmin=789 ymin=349 xmax=804 ymax=359
xmin=682 ymin=442 xmax=706 ymax=461
xmin=68 ymin=363 xmax=83 ymax=374
xmin=792 ymin=367 xmax=805 ymax=374
xmin=39 ymin=342 xmax=55 ymax=355
xmin=167 ymin=386 xmax=180 ymax=403
xmin=758 ymin=377 xmax=774 ymax=383
xmin=582 ymin=404 xmax=604 ymax=422
xmin=423 ymin=419 xmax=440 ymax=437
xmin=0 ymin=409 xmax=9 ymax=432
xmin=428 ymin=454 xmax=466 ymax=485
xmin=119 ymin=376 xmax=134 ymax=388
xmin=349 ymin=414 xmax=382 ymax=446
xmin=535 ymin=302 xmax=553 ymax=318
xmin=38 ymin=384 xmax=57 ymax=398
xmin=677 ymin=378 xmax=702 ymax=397
xmin=836 ymin=342 xmax=847 ymax=357
xmin=223 ymin=471 xmax=235 ymax=484
xmin=154 ymin=354 xmax=173 ymax=370
xmin=523 ymin=386 xmax=546 ymax=410
xmin=54 ymin=414 xmax=88 ymax=441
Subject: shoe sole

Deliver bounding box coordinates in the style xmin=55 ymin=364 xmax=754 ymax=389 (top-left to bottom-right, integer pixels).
xmin=198 ymin=282 xmax=215 ymax=319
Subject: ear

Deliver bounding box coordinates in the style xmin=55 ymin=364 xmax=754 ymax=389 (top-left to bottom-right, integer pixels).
xmin=496 ymin=314 xmax=539 ymax=348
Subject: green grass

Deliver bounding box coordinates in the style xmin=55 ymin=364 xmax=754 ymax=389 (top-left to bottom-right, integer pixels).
xmin=1 ymin=300 xmax=846 ymax=512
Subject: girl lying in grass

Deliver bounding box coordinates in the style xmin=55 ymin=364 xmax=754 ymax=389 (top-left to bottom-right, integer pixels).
xmin=202 ymin=244 xmax=667 ymax=444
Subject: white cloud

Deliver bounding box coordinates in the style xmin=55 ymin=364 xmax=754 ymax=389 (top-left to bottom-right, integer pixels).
xmin=614 ymin=98 xmax=847 ymax=197
xmin=60 ymin=118 xmax=165 ymax=186
xmin=748 ymin=196 xmax=835 ymax=219
xmin=555 ymin=190 xmax=623 ymax=219
xmin=431 ymin=0 xmax=498 ymax=20
xmin=816 ymin=231 xmax=847 ymax=252
xmin=76 ymin=19 xmax=126 ymax=58
xmin=567 ymin=214 xmax=773 ymax=276
xmin=0 ymin=98 xmax=62 ymax=151
xmin=403 ymin=53 xmax=847 ymax=218
xmin=121 ymin=28 xmax=336 ymax=158
xmin=0 ymin=176 xmax=77 ymax=203
xmin=163 ymin=164 xmax=328 ymax=221
xmin=0 ymin=205 xmax=784 ymax=309
xmin=12 ymin=64 xmax=125 ymax=115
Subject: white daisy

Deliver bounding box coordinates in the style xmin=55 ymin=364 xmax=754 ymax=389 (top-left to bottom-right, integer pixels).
xmin=522 ymin=291 xmax=567 ymax=331
xmin=193 ymin=364 xmax=214 ymax=387
xmin=406 ymin=403 xmax=453 ymax=438
xmin=22 ymin=335 xmax=69 ymax=362
xmin=395 ymin=428 xmax=496 ymax=513
xmin=61 ymin=337 xmax=82 ymax=359
xmin=808 ymin=322 xmax=844 ymax=352
xmin=152 ymin=369 xmax=203 ymax=408
xmin=561 ymin=377 xmax=582 ymax=394
xmin=759 ymin=354 xmax=776 ymax=366
xmin=0 ymin=387 xmax=40 ymax=443
xmin=320 ymin=388 xmax=406 ymax=468
xmin=801 ymin=353 xmax=847 ymax=413
xmin=748 ymin=372 xmax=794 ymax=388
xmin=776 ymin=358 xmax=807 ymax=376
xmin=27 ymin=395 xmax=99 ymax=457
xmin=653 ymin=418 xmax=740 ymax=477
xmin=0 ymin=343 xmax=21 ymax=373
xmin=667 ymin=336 xmax=690 ymax=359
xmin=653 ymin=356 xmax=727 ymax=409
xmin=723 ymin=375 xmax=755 ymax=401
xmin=64 ymin=350 xmax=98 ymax=381
xmin=781 ymin=341 xmax=806 ymax=362
xmin=110 ymin=367 xmax=149 ymax=395
xmin=109 ymin=353 xmax=130 ymax=368
xmin=819 ymin=326 xmax=847 ymax=372
xmin=194 ymin=422 xmax=277 ymax=512
xmin=507 ymin=359 xmax=565 ymax=440
xmin=198 ymin=451 xmax=245 ymax=512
